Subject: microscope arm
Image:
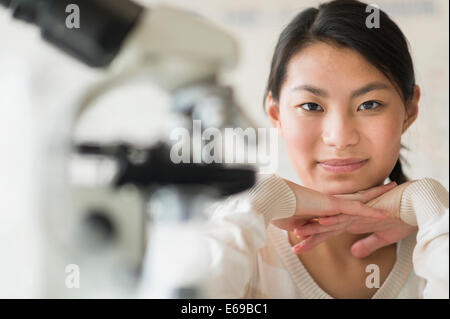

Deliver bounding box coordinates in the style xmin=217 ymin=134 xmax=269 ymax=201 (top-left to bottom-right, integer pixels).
xmin=1 ymin=0 xmax=238 ymax=91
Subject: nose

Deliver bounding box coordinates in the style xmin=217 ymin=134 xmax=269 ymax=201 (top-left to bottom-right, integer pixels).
xmin=321 ymin=111 xmax=360 ymax=150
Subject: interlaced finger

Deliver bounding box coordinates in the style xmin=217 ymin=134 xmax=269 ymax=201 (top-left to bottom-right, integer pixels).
xmin=330 ymin=197 xmax=389 ymax=219
xmin=292 ymin=229 xmax=345 ymax=254
xmin=295 ymin=221 xmax=348 ymax=237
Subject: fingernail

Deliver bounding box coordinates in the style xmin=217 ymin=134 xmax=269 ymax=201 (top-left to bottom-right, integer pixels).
xmin=387 ymin=181 xmax=395 ymax=186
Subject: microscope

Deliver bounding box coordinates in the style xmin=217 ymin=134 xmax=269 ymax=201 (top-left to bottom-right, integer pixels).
xmin=1 ymin=0 xmax=256 ymax=298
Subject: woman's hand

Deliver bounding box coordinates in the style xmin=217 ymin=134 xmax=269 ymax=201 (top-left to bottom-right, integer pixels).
xmin=270 ymin=180 xmax=396 ymax=233
xmin=292 ymin=180 xmax=418 ymax=258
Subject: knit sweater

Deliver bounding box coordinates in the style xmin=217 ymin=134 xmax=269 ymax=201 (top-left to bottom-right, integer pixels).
xmin=198 ymin=174 xmax=449 ymax=299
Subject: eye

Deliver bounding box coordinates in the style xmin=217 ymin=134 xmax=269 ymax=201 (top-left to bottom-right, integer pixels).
xmin=358 ymin=100 xmax=382 ymax=111
xmin=298 ymin=102 xmax=324 ymax=112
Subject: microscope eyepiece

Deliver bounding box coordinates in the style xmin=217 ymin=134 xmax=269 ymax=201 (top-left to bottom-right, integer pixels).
xmin=0 ymin=0 xmax=11 ymax=7
xmin=1 ymin=0 xmax=144 ymax=68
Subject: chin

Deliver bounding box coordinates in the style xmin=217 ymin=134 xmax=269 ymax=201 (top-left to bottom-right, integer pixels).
xmin=318 ymin=179 xmax=366 ymax=195
xmin=320 ymin=176 xmax=389 ymax=195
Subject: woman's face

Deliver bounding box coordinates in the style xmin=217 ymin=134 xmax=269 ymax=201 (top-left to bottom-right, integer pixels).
xmin=267 ymin=42 xmax=419 ymax=195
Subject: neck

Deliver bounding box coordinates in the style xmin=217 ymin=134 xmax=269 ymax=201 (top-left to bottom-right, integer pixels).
xmin=319 ymin=232 xmax=368 ymax=258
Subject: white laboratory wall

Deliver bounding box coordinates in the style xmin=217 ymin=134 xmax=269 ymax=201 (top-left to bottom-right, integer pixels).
xmin=0 ymin=0 xmax=448 ymax=297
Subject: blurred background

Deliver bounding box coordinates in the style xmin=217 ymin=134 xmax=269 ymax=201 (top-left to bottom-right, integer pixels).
xmin=0 ymin=0 xmax=448 ymax=297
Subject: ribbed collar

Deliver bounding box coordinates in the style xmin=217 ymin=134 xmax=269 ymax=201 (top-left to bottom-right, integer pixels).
xmin=268 ymin=224 xmax=416 ymax=299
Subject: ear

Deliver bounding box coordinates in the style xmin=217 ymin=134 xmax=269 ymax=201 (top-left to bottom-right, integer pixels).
xmin=402 ymin=85 xmax=420 ymax=134
xmin=266 ymin=91 xmax=282 ymax=132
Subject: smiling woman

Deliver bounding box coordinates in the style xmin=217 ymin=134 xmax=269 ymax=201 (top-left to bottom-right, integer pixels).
xmin=259 ymin=0 xmax=444 ymax=298
xmin=263 ymin=2 xmax=419 ymax=192
xmin=265 ymin=42 xmax=418 ymax=195
xmin=138 ymin=0 xmax=448 ymax=300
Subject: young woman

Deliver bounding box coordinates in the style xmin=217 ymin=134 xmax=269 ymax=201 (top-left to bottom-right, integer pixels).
xmin=184 ymin=0 xmax=449 ymax=299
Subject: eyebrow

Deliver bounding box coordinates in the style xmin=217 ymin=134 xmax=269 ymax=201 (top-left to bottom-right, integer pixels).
xmin=291 ymin=82 xmax=390 ymax=99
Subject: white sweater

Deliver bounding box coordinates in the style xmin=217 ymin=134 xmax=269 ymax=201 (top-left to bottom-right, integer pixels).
xmin=196 ymin=175 xmax=449 ymax=299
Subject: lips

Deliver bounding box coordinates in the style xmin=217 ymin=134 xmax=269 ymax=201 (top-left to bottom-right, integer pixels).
xmin=318 ymin=158 xmax=369 ymax=173
xmin=319 ymin=158 xmax=368 ymax=165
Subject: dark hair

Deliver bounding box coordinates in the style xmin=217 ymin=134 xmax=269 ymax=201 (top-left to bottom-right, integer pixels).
xmin=263 ymin=0 xmax=414 ymax=184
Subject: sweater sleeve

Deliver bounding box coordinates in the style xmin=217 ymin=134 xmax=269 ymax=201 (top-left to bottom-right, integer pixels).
xmin=399 ymin=178 xmax=449 ymax=299
xmin=200 ymin=174 xmax=296 ymax=298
